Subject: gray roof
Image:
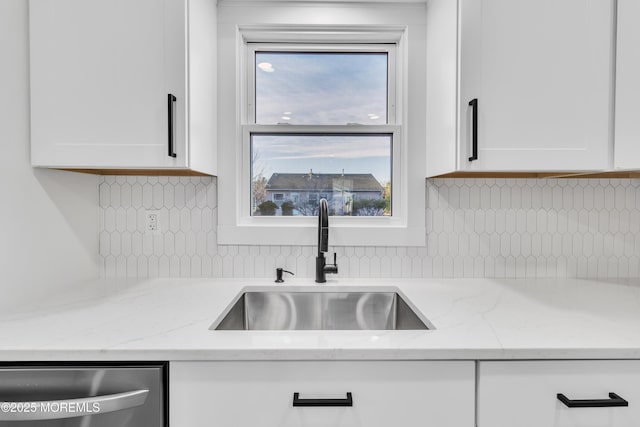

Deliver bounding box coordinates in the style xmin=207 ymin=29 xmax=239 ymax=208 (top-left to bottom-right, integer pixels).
xmin=266 ymin=173 xmax=384 ymax=192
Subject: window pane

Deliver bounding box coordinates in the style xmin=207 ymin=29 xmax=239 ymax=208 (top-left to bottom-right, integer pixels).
xmin=255 ymin=52 xmax=388 ymax=125
xmin=251 ymin=134 xmax=391 ymax=217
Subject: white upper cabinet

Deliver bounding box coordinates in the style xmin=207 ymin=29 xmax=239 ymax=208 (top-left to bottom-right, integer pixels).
xmin=614 ymin=0 xmax=640 ymax=169
xmin=29 ymin=0 xmax=217 ymax=175
xmin=427 ymin=0 xmax=615 ymax=176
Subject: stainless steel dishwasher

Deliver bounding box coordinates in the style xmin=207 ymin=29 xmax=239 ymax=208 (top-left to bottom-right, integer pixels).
xmin=0 ymin=362 xmax=167 ymax=426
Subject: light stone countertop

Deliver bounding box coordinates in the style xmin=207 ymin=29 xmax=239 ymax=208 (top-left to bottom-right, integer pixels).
xmin=1 ymin=277 xmax=640 ymax=361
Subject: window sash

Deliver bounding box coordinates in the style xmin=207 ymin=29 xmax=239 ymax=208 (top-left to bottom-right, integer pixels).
xmin=250 ymin=132 xmax=393 ymax=217
xmin=242 ymin=124 xmax=402 ymax=222
xmin=246 ymin=43 xmax=397 ymax=126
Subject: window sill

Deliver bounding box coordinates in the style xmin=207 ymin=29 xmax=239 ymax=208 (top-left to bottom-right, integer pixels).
xmin=217 ymin=222 xmax=425 ymax=247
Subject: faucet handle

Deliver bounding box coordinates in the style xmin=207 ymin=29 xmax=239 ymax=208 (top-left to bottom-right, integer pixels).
xmin=324 ymin=253 xmax=338 ymax=275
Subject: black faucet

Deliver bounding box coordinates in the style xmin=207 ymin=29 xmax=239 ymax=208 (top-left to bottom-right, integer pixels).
xmin=315 ymin=198 xmax=338 ymax=283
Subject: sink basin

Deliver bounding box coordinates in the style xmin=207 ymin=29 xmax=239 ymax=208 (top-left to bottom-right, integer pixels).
xmin=211 ymin=288 xmax=433 ymax=331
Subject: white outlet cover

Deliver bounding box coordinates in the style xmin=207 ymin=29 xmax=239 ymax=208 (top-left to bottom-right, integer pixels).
xmin=145 ymin=210 xmax=161 ymax=234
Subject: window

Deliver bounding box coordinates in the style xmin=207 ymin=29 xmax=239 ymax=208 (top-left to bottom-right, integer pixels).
xmin=247 ymin=44 xmax=398 ymax=218
xmin=253 ymin=51 xmax=388 ymax=125
xmin=217 ymin=20 xmax=426 ymax=247
xmin=252 ymin=133 xmax=392 ymax=216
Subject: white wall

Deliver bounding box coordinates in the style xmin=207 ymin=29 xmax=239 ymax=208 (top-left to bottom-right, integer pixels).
xmin=0 ymin=0 xmax=98 ymax=308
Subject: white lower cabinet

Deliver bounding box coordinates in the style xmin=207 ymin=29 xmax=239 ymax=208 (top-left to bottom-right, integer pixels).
xmin=478 ymin=360 xmax=640 ymax=427
xmin=170 ymin=360 xmax=475 ymax=427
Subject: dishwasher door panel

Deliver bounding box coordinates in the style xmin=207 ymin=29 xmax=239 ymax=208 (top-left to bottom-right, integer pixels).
xmin=0 ymin=364 xmax=166 ymax=427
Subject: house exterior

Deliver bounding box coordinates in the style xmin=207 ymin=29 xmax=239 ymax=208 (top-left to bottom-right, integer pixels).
xmin=264 ymin=172 xmax=385 ymax=216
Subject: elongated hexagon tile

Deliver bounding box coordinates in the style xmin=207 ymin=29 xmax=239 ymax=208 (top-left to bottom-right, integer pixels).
xmin=99 ymin=176 xmax=640 ymax=279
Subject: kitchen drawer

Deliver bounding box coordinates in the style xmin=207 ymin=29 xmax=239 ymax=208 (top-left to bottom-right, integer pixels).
xmin=171 ymin=360 xmax=475 ymax=427
xmin=478 ymin=360 xmax=640 ymax=427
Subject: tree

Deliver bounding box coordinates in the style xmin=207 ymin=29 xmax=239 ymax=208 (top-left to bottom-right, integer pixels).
xmin=382 ymin=181 xmax=391 ymax=215
xmin=353 ymin=198 xmax=386 ymax=216
xmin=252 ymin=175 xmax=267 ymax=212
xmin=251 ymin=150 xmax=268 ymax=213
xmin=257 ymin=200 xmax=278 ymax=216
xmin=294 ymin=200 xmax=320 ymax=216
xmin=281 ymin=201 xmax=295 ymax=216
xmin=294 ymin=197 xmax=337 ymax=216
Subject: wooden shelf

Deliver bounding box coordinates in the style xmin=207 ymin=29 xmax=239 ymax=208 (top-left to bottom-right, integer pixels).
xmin=431 ymin=171 xmax=640 ymax=179
xmin=59 ymin=168 xmax=213 ymax=177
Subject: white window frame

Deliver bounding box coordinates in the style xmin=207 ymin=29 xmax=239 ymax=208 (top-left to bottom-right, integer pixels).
xmin=217 ymin=24 xmax=425 ymax=247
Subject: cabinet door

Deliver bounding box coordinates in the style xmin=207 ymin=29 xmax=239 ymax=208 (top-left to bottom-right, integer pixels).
xmin=614 ymin=0 xmax=640 ymax=169
xmin=478 ymin=360 xmax=640 ymax=427
xmin=171 ymin=361 xmax=475 ymax=427
xmin=459 ymin=0 xmax=613 ymax=171
xmin=30 ymin=0 xmax=187 ymax=168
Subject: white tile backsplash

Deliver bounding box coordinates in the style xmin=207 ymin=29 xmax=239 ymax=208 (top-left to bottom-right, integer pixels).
xmin=99 ymin=176 xmax=640 ymax=279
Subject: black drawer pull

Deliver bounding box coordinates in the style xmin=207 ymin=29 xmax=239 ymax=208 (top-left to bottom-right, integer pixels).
xmin=557 ymin=392 xmax=628 ymax=408
xmin=468 ymin=98 xmax=478 ymax=162
xmin=293 ymin=392 xmax=353 ymax=407
xmin=167 ymin=93 xmax=177 ymax=158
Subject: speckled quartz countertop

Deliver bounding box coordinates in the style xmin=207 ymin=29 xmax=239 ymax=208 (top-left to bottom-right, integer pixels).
xmin=2 ymin=277 xmax=640 ymax=361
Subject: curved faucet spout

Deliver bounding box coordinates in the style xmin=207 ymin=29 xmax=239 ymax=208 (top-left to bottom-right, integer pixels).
xmin=316 ymin=198 xmax=337 ymax=283
xmin=318 ymin=198 xmax=329 ymax=254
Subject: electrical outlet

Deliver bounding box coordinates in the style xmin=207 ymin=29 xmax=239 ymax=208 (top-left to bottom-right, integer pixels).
xmin=145 ymin=210 xmax=160 ymax=234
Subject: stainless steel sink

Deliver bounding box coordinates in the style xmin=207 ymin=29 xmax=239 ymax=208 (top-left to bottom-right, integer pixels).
xmin=211 ymin=288 xmax=433 ymax=331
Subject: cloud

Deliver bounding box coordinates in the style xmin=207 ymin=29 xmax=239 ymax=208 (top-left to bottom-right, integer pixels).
xmin=257 ymin=62 xmax=275 ymax=73
xmin=255 ymin=52 xmax=388 ymax=125
xmin=253 ymin=135 xmax=392 ymax=184
xmin=253 ymin=135 xmax=391 ymax=161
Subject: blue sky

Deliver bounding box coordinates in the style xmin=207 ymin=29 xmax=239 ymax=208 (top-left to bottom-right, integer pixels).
xmin=254 ymin=52 xmax=391 ymax=184
xmin=255 ymin=52 xmax=388 ymax=125
xmin=252 ymin=134 xmax=392 ymax=184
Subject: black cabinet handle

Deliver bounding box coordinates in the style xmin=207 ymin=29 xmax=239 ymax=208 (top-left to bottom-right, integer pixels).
xmin=167 ymin=94 xmax=177 ymax=158
xmin=293 ymin=392 xmax=353 ymax=407
xmin=557 ymin=392 xmax=629 ymax=408
xmin=468 ymin=98 xmax=478 ymax=162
